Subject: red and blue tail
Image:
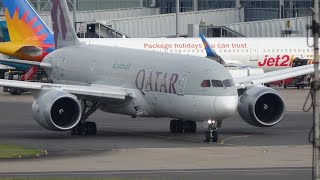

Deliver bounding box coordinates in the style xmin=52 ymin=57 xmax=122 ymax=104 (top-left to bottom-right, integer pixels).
xmin=0 ymin=0 xmax=55 ymax=61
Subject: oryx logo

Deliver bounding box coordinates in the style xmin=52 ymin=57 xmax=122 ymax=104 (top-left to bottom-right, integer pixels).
xmin=51 ymin=0 xmax=68 ymax=49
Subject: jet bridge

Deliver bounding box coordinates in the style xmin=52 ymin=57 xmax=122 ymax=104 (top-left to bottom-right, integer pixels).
xmin=188 ymin=24 xmax=245 ymax=37
xmin=76 ymin=22 xmax=128 ymax=38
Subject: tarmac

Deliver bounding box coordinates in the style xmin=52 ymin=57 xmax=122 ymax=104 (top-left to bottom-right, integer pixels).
xmin=0 ymin=87 xmax=314 ymax=179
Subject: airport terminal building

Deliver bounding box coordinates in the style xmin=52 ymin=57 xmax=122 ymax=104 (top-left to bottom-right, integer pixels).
xmin=21 ymin=0 xmax=314 ymax=22
xmin=0 ymin=0 xmax=315 ymax=38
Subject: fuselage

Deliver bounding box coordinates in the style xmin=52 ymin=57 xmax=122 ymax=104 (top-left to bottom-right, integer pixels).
xmin=43 ymin=44 xmax=239 ymax=122
xmin=82 ymin=37 xmax=314 ymax=72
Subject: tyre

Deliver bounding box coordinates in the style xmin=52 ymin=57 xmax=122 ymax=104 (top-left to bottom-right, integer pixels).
xmin=204 ymin=132 xmax=211 ymax=142
xmin=190 ymin=121 xmax=196 ymax=133
xmin=87 ymin=122 xmax=97 ymax=135
xmin=176 ymin=120 xmax=183 ymax=133
xmin=170 ymin=120 xmax=176 ymax=133
xmin=212 ymin=131 xmax=218 ymax=142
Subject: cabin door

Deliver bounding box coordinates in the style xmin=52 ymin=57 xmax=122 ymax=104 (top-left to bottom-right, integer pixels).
xmin=88 ymin=61 xmax=96 ymax=84
xmin=177 ymin=72 xmax=190 ymax=95
xmin=250 ymin=48 xmax=259 ymax=61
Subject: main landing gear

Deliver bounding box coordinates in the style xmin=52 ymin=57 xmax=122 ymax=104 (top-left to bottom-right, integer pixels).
xmin=170 ymin=120 xmax=197 ymax=133
xmin=204 ymin=120 xmax=220 ymax=143
xmin=71 ymin=100 xmax=100 ymax=135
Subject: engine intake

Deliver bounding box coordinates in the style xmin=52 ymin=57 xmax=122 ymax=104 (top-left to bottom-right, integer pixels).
xmin=32 ymin=89 xmax=81 ymax=131
xmin=238 ymin=86 xmax=285 ymax=127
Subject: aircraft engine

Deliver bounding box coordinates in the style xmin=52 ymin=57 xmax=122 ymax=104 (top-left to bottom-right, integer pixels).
xmin=32 ymin=89 xmax=81 ymax=131
xmin=237 ymin=86 xmax=285 ymax=127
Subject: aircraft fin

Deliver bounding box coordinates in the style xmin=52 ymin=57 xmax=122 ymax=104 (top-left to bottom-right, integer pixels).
xmin=2 ymin=0 xmax=55 ymax=60
xmin=200 ymin=34 xmax=225 ymax=64
xmin=51 ymin=0 xmax=81 ymax=49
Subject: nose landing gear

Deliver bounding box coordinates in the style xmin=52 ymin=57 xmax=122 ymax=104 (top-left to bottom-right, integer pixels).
xmin=204 ymin=120 xmax=219 ymax=142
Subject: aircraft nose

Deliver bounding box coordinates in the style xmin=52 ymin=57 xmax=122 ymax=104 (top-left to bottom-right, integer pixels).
xmin=214 ymin=96 xmax=238 ymax=118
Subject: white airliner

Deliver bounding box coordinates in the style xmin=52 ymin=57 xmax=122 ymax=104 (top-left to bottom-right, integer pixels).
xmin=0 ymin=0 xmax=315 ymax=143
xmin=82 ymin=37 xmax=315 ymax=72
xmin=0 ymin=0 xmax=314 ymax=76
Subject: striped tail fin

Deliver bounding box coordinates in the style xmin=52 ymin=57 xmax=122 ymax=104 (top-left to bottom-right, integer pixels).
xmin=1 ymin=0 xmax=55 ymax=61
xmin=51 ymin=0 xmax=81 ymax=49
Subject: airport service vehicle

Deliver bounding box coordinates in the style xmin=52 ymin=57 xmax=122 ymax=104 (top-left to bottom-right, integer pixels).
xmin=2 ymin=69 xmax=49 ymax=95
xmin=0 ymin=0 xmax=316 ymax=77
xmin=0 ymin=0 xmax=315 ymax=142
xmin=3 ymin=71 xmax=24 ymax=95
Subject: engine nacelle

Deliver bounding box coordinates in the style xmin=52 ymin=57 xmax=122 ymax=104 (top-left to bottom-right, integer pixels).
xmin=238 ymin=86 xmax=285 ymax=127
xmin=32 ymin=89 xmax=81 ymax=131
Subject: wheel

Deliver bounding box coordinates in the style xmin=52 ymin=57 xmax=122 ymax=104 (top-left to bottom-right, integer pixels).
xmin=211 ymin=131 xmax=218 ymax=142
xmin=297 ymin=86 xmax=300 ymax=89
xmin=183 ymin=121 xmax=191 ymax=133
xmin=170 ymin=120 xmax=177 ymax=133
xmin=283 ymin=85 xmax=287 ymax=89
xmin=189 ymin=121 xmax=196 ymax=133
xmin=15 ymin=90 xmax=22 ymax=95
xmin=204 ymin=131 xmax=211 ymax=142
xmin=191 ymin=121 xmax=197 ymax=133
xmin=83 ymin=122 xmax=97 ymax=135
xmin=71 ymin=122 xmax=97 ymax=135
xmin=71 ymin=124 xmax=83 ymax=135
xmin=86 ymin=122 xmax=97 ymax=135
xmin=176 ymin=120 xmax=183 ymax=133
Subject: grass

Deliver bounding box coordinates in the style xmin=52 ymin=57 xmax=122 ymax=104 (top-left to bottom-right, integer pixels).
xmin=0 ymin=144 xmax=42 ymax=159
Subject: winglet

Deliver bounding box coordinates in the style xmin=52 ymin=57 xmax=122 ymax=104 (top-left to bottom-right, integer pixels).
xmin=200 ymin=34 xmax=225 ymax=64
xmin=51 ymin=0 xmax=81 ymax=49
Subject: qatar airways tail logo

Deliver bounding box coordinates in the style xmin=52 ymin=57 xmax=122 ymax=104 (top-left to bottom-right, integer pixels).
xmin=258 ymin=55 xmax=293 ymax=67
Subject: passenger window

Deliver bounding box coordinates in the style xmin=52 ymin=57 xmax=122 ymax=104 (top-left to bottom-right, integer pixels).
xmin=223 ymin=79 xmax=232 ymax=87
xmin=201 ymin=80 xmax=211 ymax=88
xmin=211 ymin=80 xmax=223 ymax=87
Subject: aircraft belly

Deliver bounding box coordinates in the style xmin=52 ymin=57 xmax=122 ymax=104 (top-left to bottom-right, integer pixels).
xmin=154 ymin=94 xmax=217 ymax=121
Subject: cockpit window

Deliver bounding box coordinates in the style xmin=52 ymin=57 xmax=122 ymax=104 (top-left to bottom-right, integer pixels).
xmin=201 ymin=80 xmax=211 ymax=87
xmin=223 ymin=79 xmax=233 ymax=87
xmin=211 ymin=80 xmax=223 ymax=87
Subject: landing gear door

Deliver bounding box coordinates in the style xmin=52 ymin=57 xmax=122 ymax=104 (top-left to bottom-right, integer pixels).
xmin=88 ymin=61 xmax=96 ymax=84
xmin=250 ymin=48 xmax=258 ymax=61
xmin=177 ymin=72 xmax=190 ymax=96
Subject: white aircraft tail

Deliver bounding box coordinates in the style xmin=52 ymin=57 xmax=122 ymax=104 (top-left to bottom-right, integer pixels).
xmin=51 ymin=0 xmax=81 ymax=49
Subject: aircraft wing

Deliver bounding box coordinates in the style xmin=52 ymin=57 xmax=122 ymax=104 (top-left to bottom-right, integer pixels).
xmin=0 ymin=58 xmax=52 ymax=68
xmin=234 ymin=64 xmax=314 ymax=89
xmin=0 ymin=79 xmax=132 ymax=100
